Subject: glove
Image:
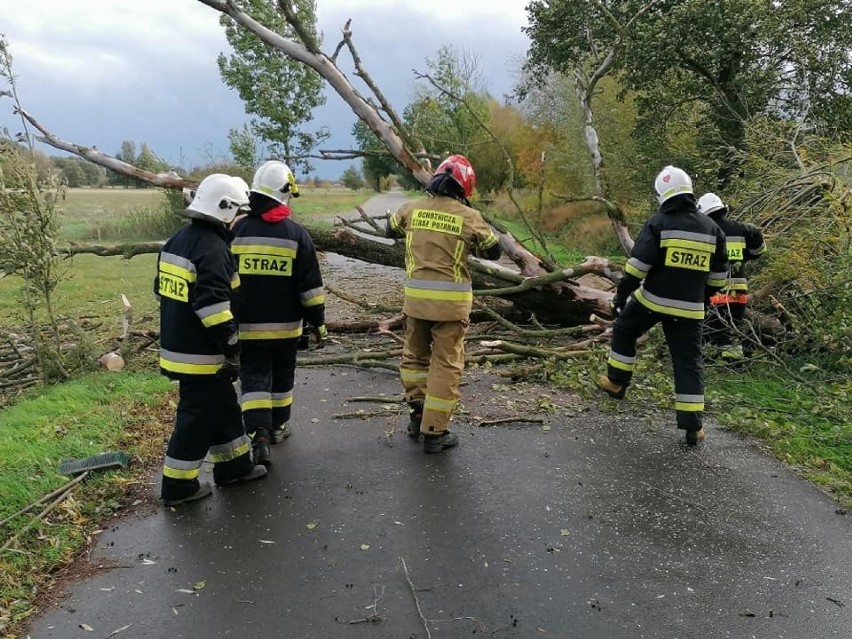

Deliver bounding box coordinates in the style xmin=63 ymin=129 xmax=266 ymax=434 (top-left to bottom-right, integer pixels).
xmin=610 ymin=298 xmax=624 ymax=319
xmin=217 ymin=337 xmax=240 ymax=381
xmin=310 ymin=324 xmax=328 ymax=349
xmin=218 ymin=353 xmax=239 ymax=381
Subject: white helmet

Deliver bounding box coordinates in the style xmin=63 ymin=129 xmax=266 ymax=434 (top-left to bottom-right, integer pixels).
xmin=251 ymin=160 xmax=300 ymax=204
xmin=697 ymin=192 xmax=726 ymax=216
xmin=654 ymin=165 xmax=693 ymax=205
xmin=187 ymin=174 xmax=250 ymax=224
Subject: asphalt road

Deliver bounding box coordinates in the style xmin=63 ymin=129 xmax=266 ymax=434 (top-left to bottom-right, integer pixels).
xmin=27 ymin=366 xmax=852 ymax=639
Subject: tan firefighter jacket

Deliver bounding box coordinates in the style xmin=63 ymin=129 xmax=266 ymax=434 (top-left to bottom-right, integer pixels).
xmin=388 ymin=195 xmax=499 ymax=322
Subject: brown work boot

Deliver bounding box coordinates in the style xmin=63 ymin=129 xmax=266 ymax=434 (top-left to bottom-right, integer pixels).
xmin=423 ymin=431 xmax=459 ymax=454
xmin=685 ymin=428 xmax=706 ymax=446
xmin=596 ymin=375 xmax=626 ymax=399
xmin=163 ymin=482 xmax=213 ymax=507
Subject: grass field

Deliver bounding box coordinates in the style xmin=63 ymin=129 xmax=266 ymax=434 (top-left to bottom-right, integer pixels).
xmin=59 ymin=187 xmax=373 ymax=243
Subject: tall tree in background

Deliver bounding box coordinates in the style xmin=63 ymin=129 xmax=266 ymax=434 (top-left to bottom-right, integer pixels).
xmin=352 ymin=120 xmax=399 ymax=191
xmin=525 ymin=0 xmax=852 ymax=188
xmin=218 ymin=0 xmax=328 ymax=174
xmin=405 ymin=46 xmax=490 ymax=158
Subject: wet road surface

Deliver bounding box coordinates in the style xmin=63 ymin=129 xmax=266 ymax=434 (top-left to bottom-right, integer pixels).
xmin=27 ymin=366 xmax=852 ymax=638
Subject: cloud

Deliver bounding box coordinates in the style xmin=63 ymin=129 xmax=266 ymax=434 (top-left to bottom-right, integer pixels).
xmin=1 ymin=0 xmax=531 ymax=175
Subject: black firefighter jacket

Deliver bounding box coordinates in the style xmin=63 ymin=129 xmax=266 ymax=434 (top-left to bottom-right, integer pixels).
xmin=231 ymin=210 xmax=325 ymax=341
xmin=618 ymin=195 xmax=729 ymax=320
xmin=155 ymin=218 xmax=240 ymax=378
xmin=709 ymin=212 xmax=766 ymax=293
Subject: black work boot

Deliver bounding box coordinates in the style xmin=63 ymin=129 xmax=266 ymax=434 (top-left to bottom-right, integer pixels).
xmin=217 ymin=464 xmax=268 ymax=487
xmin=252 ymin=430 xmax=272 ymax=466
xmin=271 ymin=423 xmax=291 ymax=445
xmin=423 ymin=431 xmax=459 ymax=454
xmin=685 ymin=428 xmax=706 ymax=446
xmin=407 ymin=402 xmax=423 ymax=438
xmin=163 ymin=482 xmax=213 ymax=507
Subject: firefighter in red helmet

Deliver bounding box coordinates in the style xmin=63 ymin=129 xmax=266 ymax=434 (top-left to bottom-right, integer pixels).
xmin=387 ymin=155 xmax=502 ymax=453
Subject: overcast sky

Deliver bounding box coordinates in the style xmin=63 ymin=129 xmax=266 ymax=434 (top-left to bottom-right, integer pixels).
xmin=1 ymin=0 xmax=531 ymax=177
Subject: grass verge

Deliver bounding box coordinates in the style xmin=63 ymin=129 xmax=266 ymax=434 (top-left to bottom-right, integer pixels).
xmin=0 ymin=371 xmax=174 ymax=634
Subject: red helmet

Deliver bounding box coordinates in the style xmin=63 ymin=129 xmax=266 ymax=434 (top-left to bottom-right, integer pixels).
xmin=434 ymin=154 xmax=476 ymax=198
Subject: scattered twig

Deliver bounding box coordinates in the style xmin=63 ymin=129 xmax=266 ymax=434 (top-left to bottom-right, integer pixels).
xmin=0 ymin=471 xmax=88 ymax=529
xmin=346 ymin=396 xmax=403 ymax=404
xmin=400 ymin=557 xmax=432 ymax=639
xmin=333 ymin=408 xmax=406 ymax=420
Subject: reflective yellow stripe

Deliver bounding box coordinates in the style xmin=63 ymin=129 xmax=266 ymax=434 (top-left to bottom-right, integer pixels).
xmin=163 ymin=466 xmax=201 ymax=480
xmin=201 ymin=309 xmax=234 ymax=327
xmin=405 ymin=232 xmax=415 ymax=277
xmin=231 ymin=273 xmax=241 ymax=289
xmin=240 ymin=328 xmax=303 ymax=340
xmin=405 ymin=287 xmax=473 ymax=302
xmin=302 ymin=294 xmax=325 ymax=307
xmin=159 ymin=357 xmax=220 ymax=375
xmin=634 ymin=290 xmax=704 ymax=320
xmin=389 ymin=212 xmax=401 ymax=231
xmin=242 ymin=398 xmax=274 ymax=411
xmin=208 ymin=441 xmax=251 ymax=463
xmin=675 ymin=401 xmax=705 ymax=412
xmin=608 ymin=357 xmax=634 ymax=372
xmin=400 ymin=368 xmax=428 ymax=382
xmin=232 ymin=244 xmax=297 ymax=258
xmin=453 ymin=240 xmax=464 ymax=283
xmin=158 ymin=260 xmax=197 ymax=282
xmin=624 ymin=263 xmax=647 ymax=279
xmin=707 ymin=277 xmax=726 ymax=288
xmin=271 ymin=396 xmax=293 ymax=408
xmin=480 ymin=232 xmax=499 ymax=249
xmin=660 ymin=238 xmax=716 ymax=252
xmin=424 ymin=395 xmax=456 ymax=413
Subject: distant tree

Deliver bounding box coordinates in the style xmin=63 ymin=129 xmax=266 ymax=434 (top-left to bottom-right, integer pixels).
xmin=135 ymin=143 xmax=166 ymax=187
xmin=340 ymin=166 xmax=365 ymax=191
xmin=217 ymin=0 xmax=328 ymax=174
xmin=79 ymin=160 xmax=107 ymax=187
xmin=59 ymin=159 xmax=85 ymax=187
xmin=353 ymin=120 xmax=398 ymax=191
xmin=228 ymin=123 xmax=261 ymax=170
xmin=108 ymin=140 xmax=137 ymax=187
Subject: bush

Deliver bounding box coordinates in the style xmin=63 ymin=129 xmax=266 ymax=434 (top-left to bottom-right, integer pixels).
xmin=341 ymin=166 xmax=365 ymax=191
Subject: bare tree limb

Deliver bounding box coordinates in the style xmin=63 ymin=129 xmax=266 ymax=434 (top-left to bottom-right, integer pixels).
xmin=17 ymin=109 xmax=195 ymax=188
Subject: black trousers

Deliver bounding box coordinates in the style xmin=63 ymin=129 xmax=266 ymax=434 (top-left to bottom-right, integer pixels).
xmin=606 ymin=298 xmax=704 ymax=431
xmin=704 ymin=301 xmax=747 ymax=347
xmin=239 ymin=339 xmax=298 ymax=437
xmin=161 ymin=376 xmax=254 ymax=501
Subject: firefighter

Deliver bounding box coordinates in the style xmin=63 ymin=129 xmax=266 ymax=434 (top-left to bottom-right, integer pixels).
xmin=596 ymin=166 xmax=729 ymax=445
xmin=387 ymin=155 xmax=502 ymax=453
xmin=232 ymin=160 xmax=327 ymax=466
xmin=156 ymin=174 xmax=267 ymax=507
xmin=697 ymin=192 xmax=767 ymax=358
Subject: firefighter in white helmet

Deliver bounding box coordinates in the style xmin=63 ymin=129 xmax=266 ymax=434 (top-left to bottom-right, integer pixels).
xmin=596 ymin=166 xmax=729 ymax=446
xmin=697 ymin=192 xmax=766 ymax=359
xmin=156 ymin=174 xmax=267 ymax=506
xmin=232 ymin=160 xmax=326 ymax=466
xmin=387 ymin=155 xmax=502 ymax=453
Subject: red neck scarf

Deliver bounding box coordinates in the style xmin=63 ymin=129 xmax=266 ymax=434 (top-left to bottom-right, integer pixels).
xmin=261 ymin=204 xmax=292 ymax=222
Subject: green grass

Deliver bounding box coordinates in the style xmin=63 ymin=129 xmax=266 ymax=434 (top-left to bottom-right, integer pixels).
xmin=0 ymin=254 xmax=159 ymax=334
xmin=0 ymin=371 xmax=173 ymax=630
xmin=57 ymin=187 xmax=374 ymax=243
xmin=488 ymin=214 xmax=621 ymax=265
xmin=707 ymin=366 xmax=852 ymax=504
xmin=290 ymin=187 xmax=373 ymax=216
xmin=60 ymin=188 xmax=163 ymax=241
